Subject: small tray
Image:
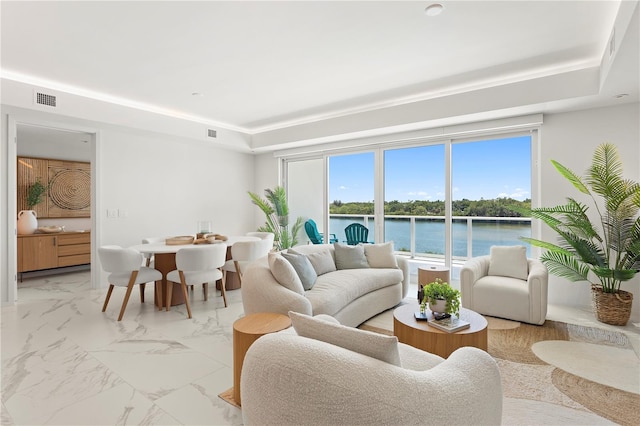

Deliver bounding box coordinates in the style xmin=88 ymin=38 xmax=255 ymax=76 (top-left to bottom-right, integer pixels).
xmin=38 ymin=226 xmax=64 ymax=234
xmin=165 ymin=236 xmax=195 ymax=245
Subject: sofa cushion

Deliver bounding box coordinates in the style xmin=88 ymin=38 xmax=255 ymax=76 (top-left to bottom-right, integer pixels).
xmin=488 ymin=245 xmax=528 ymax=280
xmin=364 ymin=241 xmax=398 ymax=268
xmin=283 ymin=251 xmax=317 ymax=290
xmin=268 ymin=252 xmax=305 ymax=295
xmin=289 ymin=311 xmax=401 ymax=366
xmin=334 ymin=243 xmax=369 ymax=270
xmin=306 ymin=268 xmax=403 ymax=317
xmin=290 ymin=248 xmax=336 ymax=276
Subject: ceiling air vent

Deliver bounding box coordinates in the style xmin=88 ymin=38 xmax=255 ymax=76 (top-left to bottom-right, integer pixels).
xmin=34 ymin=91 xmax=57 ymax=107
xmin=207 ymin=129 xmax=217 ymax=138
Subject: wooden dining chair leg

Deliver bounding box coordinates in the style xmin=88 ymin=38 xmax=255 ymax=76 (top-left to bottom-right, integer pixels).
xmin=118 ymin=272 xmax=138 ymax=321
xmin=140 ymin=283 xmax=146 ymax=303
xmin=179 ymin=271 xmax=192 ymax=319
xmin=203 ymin=283 xmax=208 ymax=301
xmin=166 ymin=281 xmax=174 ymax=311
xmin=155 ymin=281 xmax=163 ymax=311
xmin=220 ymin=273 xmax=228 ymax=307
xmin=102 ymin=284 xmax=115 ymax=312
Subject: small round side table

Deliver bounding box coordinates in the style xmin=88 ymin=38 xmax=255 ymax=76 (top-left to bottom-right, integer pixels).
xmin=417 ymin=265 xmax=451 ymax=300
xmin=231 ymin=312 xmax=291 ymax=406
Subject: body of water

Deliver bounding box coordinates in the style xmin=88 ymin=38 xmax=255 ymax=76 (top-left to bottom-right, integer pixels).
xmin=329 ymin=217 xmax=531 ymax=258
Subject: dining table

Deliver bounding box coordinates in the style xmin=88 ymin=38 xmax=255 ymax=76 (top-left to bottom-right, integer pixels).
xmin=129 ymin=235 xmax=261 ymax=310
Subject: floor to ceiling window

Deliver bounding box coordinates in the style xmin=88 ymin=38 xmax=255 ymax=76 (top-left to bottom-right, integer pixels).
xmin=328 ymin=152 xmax=375 ymax=243
xmin=451 ymin=135 xmax=532 ymax=258
xmin=384 ymin=144 xmax=445 ymax=257
xmin=283 ymin=127 xmax=535 ymax=264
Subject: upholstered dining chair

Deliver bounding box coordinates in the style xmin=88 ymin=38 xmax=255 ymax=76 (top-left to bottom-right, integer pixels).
xmin=221 ymin=239 xmax=272 ymax=286
xmin=98 ymin=245 xmax=162 ymax=321
xmin=246 ymin=232 xmax=275 ymax=250
xmin=344 ymin=223 xmax=372 ymax=245
xmin=166 ymin=244 xmax=227 ymax=318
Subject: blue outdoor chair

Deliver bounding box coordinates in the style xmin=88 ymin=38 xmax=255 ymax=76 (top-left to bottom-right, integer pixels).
xmin=304 ymin=219 xmax=338 ymax=244
xmin=344 ymin=223 xmax=372 ymax=245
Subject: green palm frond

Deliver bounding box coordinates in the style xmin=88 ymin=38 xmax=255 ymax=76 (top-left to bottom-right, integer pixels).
xmin=526 ymin=143 xmax=639 ymax=293
xmin=248 ymin=186 xmax=303 ymax=250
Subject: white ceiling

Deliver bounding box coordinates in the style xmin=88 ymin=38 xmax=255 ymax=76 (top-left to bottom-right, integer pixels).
xmin=1 ymin=1 xmax=639 ymax=139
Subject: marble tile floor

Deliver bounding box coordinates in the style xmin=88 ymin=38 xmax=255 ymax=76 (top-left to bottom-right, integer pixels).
xmin=2 ymin=270 xmax=639 ymax=425
xmin=2 ymin=270 xmax=243 ymax=425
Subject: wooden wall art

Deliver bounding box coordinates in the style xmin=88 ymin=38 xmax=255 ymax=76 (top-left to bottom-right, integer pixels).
xmin=17 ymin=157 xmax=91 ymax=218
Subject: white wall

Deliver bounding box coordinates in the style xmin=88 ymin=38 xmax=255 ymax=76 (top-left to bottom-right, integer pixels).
xmin=542 ymin=103 xmax=640 ymax=322
xmin=1 ymin=106 xmax=256 ymax=304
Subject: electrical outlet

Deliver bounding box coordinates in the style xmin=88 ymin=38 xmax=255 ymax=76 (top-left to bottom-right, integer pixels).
xmin=118 ymin=209 xmax=128 ymax=218
xmin=107 ymin=209 xmax=117 ymax=218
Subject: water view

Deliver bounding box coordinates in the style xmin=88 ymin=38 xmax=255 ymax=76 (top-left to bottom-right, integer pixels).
xmin=329 ymin=216 xmax=531 ymax=258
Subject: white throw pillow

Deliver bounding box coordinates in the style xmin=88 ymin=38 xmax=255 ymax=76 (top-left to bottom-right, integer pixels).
xmin=305 ymin=250 xmax=337 ymax=275
xmin=488 ymin=245 xmax=528 ymax=280
xmin=289 ymin=311 xmax=401 ymax=366
xmin=268 ymin=252 xmax=305 ymax=295
xmin=333 ymin=242 xmax=370 ymax=270
xmin=364 ymin=241 xmax=398 ymax=268
xmin=283 ymin=251 xmax=318 ymax=290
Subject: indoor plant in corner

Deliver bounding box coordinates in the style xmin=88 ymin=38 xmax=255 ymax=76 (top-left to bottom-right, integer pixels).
xmin=420 ymin=278 xmax=461 ymax=318
xmin=18 ymin=177 xmax=50 ymax=235
xmin=520 ymin=143 xmax=639 ymax=326
xmin=248 ymin=186 xmax=303 ymax=251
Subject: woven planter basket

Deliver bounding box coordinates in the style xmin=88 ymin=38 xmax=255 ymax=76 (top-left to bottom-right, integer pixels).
xmin=591 ymin=286 xmax=633 ymax=326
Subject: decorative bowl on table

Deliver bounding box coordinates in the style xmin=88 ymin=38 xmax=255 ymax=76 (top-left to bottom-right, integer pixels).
xmin=165 ymin=236 xmax=195 ymax=245
xmin=38 ymin=226 xmax=64 ymax=233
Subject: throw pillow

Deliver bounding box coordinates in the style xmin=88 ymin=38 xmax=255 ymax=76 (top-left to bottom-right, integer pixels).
xmin=364 ymin=241 xmax=398 ymax=268
xmin=305 ymin=250 xmax=337 ymax=275
xmin=289 ymin=311 xmax=401 ymax=366
xmin=333 ymin=242 xmax=370 ymax=270
xmin=282 ymin=251 xmax=318 ymax=290
xmin=488 ymin=245 xmax=528 ymax=280
xmin=268 ymin=252 xmax=305 ymax=295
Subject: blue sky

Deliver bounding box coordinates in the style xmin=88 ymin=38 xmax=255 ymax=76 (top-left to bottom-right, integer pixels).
xmin=329 ymin=136 xmax=531 ymax=202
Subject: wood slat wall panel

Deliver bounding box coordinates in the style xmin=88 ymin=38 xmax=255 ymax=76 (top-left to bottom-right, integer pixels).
xmin=17 ymin=157 xmax=91 ymax=218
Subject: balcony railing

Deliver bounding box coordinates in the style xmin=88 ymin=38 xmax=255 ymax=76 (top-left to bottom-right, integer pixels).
xmin=329 ymin=214 xmax=532 ymax=261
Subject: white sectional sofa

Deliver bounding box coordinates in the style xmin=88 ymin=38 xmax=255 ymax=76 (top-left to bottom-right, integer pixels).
xmin=241 ymin=242 xmax=409 ymax=327
xmin=240 ymin=313 xmax=503 ymax=425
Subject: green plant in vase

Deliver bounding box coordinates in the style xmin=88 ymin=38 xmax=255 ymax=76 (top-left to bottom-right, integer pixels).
xmin=420 ymin=278 xmax=461 ymax=317
xmin=27 ymin=177 xmax=50 ymax=209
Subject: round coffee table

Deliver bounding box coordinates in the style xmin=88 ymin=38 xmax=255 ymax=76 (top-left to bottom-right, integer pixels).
xmin=393 ymin=302 xmax=487 ymax=358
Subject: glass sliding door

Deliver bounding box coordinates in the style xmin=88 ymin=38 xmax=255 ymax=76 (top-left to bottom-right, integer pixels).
xmin=328 ymin=152 xmax=375 ymax=243
xmin=451 ymin=135 xmax=532 ymax=259
xmin=383 ymin=145 xmax=445 ymax=258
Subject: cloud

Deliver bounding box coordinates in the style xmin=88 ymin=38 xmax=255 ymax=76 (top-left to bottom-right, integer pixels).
xmin=339 ymin=185 xmax=347 ymax=190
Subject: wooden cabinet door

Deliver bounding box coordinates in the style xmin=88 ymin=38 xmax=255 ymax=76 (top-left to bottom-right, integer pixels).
xmin=20 ymin=236 xmax=58 ymax=272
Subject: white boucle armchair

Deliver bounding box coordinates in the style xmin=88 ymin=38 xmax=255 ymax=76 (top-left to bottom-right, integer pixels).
xmin=460 ymin=254 xmax=549 ymax=325
xmin=240 ymin=331 xmax=503 ymax=425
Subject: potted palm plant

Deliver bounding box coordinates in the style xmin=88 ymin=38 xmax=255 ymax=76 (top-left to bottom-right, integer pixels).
xmin=519 ymin=143 xmax=639 ymax=325
xmin=420 ymin=278 xmax=461 ymax=318
xmin=248 ymin=186 xmax=303 ymax=251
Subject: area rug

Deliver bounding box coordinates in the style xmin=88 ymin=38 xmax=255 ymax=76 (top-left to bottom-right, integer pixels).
xmin=360 ymin=311 xmax=640 ymax=426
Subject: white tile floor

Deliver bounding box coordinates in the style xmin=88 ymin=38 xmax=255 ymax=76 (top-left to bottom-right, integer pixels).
xmin=2 ymin=269 xmax=639 ymax=425
xmin=2 ymin=270 xmax=243 ymax=425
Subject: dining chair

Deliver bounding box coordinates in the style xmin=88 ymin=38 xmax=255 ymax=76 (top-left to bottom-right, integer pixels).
xmin=98 ymin=245 xmax=162 ymax=321
xmin=246 ymin=232 xmax=275 ymax=250
xmin=166 ymin=244 xmax=227 ymax=318
xmin=221 ymin=239 xmax=272 ymax=286
xmin=141 ymin=237 xmax=166 ymax=310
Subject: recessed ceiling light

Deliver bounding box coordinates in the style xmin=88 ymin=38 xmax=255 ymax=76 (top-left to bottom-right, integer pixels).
xmin=192 ymin=92 xmax=204 ymax=97
xmin=424 ymin=3 xmax=444 ymax=16
xmin=613 ymin=93 xmax=628 ymax=99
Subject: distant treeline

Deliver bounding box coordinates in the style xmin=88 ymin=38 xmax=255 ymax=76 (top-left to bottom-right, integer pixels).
xmin=330 ymin=197 xmax=531 ymax=217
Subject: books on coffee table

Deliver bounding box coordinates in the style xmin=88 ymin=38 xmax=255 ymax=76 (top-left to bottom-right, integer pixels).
xmin=429 ymin=316 xmax=470 ymax=333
